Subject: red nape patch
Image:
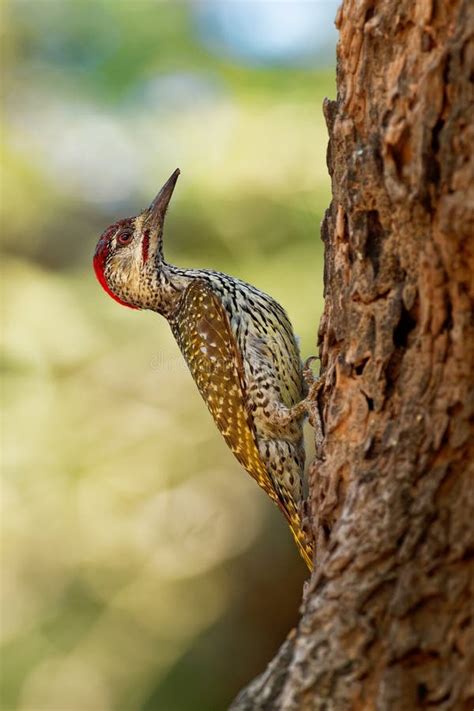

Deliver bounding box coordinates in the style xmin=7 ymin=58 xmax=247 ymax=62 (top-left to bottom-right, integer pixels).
xmin=141 ymin=228 xmax=150 ymax=264
xmin=93 ymin=235 xmax=138 ymax=310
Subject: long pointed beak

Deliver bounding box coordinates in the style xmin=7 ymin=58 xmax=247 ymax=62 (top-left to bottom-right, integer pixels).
xmin=147 ymin=168 xmax=180 ymax=230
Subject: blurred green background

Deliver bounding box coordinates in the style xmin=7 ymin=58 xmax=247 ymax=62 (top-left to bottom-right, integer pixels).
xmin=1 ymin=1 xmax=336 ymax=709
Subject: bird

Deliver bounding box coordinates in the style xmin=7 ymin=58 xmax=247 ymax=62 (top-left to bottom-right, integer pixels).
xmin=93 ymin=169 xmax=316 ymax=569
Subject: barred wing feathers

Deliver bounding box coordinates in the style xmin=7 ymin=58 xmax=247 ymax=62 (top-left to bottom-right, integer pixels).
xmin=170 ymin=279 xmax=276 ymax=500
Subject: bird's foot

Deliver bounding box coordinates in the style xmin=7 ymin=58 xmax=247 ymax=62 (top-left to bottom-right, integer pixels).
xmin=263 ymin=357 xmax=325 ymax=438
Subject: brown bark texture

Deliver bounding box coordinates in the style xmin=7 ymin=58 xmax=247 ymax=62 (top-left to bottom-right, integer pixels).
xmin=231 ymin=0 xmax=474 ymax=709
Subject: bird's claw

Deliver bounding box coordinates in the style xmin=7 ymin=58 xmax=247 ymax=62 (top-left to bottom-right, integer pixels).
xmin=302 ymin=355 xmax=320 ymax=389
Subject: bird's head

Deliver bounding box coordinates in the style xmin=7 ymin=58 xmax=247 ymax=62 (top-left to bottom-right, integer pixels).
xmin=93 ymin=169 xmax=180 ymax=310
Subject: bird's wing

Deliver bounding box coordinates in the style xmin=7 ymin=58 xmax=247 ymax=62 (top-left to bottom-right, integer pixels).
xmin=171 ymin=279 xmax=277 ymax=500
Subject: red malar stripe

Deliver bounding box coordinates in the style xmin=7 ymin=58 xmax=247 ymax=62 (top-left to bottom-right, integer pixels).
xmin=141 ymin=228 xmax=150 ymax=264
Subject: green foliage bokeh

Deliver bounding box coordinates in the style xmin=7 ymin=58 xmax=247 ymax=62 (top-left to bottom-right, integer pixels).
xmin=1 ymin=2 xmax=334 ymax=709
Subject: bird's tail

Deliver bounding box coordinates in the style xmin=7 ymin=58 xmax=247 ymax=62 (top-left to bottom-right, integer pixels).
xmin=278 ymin=492 xmax=314 ymax=571
xmin=289 ymin=516 xmax=314 ymax=571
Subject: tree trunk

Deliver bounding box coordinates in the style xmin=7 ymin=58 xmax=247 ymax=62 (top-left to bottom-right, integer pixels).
xmin=231 ymin=0 xmax=474 ymax=709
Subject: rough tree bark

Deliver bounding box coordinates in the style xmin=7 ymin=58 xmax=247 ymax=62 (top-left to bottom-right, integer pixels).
xmin=231 ymin=0 xmax=473 ymax=709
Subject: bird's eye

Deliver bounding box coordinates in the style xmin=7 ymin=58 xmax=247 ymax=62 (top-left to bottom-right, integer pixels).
xmin=116 ymin=229 xmax=134 ymax=246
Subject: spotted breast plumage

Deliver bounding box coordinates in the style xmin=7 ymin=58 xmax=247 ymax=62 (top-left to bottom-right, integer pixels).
xmin=93 ymin=169 xmax=314 ymax=569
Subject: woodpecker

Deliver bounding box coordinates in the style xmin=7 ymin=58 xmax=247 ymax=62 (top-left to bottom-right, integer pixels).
xmin=94 ymin=169 xmax=316 ymax=569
